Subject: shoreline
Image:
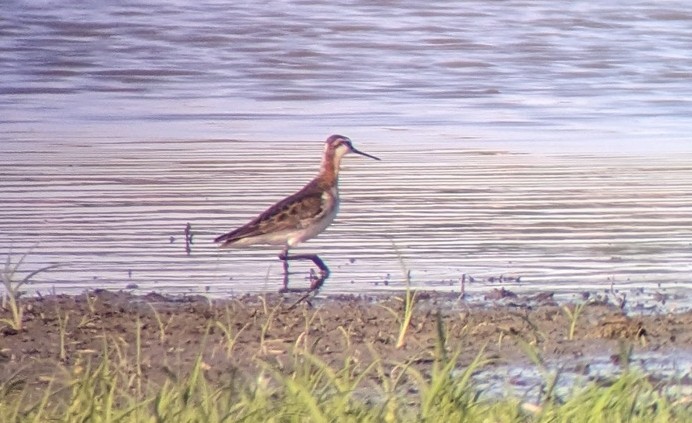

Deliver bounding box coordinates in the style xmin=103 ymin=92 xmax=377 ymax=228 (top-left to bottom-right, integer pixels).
xmin=2 ymin=289 xmax=690 ymax=398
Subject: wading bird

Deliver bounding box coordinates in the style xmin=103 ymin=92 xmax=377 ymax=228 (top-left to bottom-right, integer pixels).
xmin=214 ymin=135 xmax=380 ymax=292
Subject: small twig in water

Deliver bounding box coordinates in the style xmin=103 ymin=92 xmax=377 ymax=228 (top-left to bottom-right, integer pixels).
xmin=184 ymin=222 xmax=193 ymax=256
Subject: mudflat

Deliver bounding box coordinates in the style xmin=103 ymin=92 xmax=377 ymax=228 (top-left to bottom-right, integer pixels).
xmin=1 ymin=289 xmax=690 ymax=399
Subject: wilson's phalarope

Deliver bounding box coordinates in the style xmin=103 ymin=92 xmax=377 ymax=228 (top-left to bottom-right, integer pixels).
xmin=214 ymin=135 xmax=380 ymax=292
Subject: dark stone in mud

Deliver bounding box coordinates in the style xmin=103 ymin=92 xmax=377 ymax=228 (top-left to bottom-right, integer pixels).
xmin=1 ymin=327 xmax=19 ymax=336
xmin=484 ymin=287 xmax=517 ymax=300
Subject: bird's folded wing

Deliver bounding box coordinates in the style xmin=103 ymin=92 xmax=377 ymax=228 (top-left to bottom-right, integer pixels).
xmin=214 ymin=184 xmax=325 ymax=244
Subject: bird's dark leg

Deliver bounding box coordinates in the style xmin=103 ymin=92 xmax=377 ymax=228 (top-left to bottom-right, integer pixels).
xmin=277 ymin=249 xmax=330 ymax=292
xmin=278 ymin=246 xmax=290 ymax=292
xmin=285 ymin=253 xmax=330 ymax=290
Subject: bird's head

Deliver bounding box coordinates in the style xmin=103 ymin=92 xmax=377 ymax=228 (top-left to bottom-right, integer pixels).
xmin=324 ymin=134 xmax=380 ymax=162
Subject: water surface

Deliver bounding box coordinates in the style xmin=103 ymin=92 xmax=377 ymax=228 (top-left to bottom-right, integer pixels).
xmin=1 ymin=1 xmax=691 ymax=299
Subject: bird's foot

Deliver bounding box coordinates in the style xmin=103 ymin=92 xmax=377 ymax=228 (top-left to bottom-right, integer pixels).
xmin=308 ymin=268 xmax=329 ymax=291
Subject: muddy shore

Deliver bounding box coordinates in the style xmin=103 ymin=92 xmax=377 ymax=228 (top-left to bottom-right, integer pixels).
xmin=1 ymin=289 xmax=690 ymax=401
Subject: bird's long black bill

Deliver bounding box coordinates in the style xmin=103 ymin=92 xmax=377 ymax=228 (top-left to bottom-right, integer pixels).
xmin=352 ymin=147 xmax=381 ymax=161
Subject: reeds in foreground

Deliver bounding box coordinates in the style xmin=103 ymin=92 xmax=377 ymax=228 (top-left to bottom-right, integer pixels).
xmin=0 ymin=312 xmax=688 ymax=423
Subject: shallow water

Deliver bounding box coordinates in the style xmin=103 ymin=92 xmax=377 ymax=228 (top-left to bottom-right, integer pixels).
xmin=473 ymin=349 xmax=692 ymax=401
xmin=3 ymin=140 xmax=692 ymax=299
xmin=1 ymin=1 xmax=691 ymax=298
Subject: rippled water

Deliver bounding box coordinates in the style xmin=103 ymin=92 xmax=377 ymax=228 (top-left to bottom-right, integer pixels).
xmin=2 ymin=1 xmax=691 ymax=298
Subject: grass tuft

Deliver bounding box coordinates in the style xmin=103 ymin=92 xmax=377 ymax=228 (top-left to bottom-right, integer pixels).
xmin=380 ymin=241 xmax=418 ymax=349
xmin=1 ymin=247 xmax=59 ymax=332
xmin=561 ymin=301 xmax=590 ymax=341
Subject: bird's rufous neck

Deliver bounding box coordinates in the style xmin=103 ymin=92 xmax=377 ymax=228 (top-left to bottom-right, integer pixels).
xmin=318 ymin=152 xmax=343 ymax=187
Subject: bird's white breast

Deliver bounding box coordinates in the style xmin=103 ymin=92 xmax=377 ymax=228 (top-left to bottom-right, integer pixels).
xmin=286 ymin=187 xmax=338 ymax=247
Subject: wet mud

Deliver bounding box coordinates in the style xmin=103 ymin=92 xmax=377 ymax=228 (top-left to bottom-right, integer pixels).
xmin=1 ymin=289 xmax=690 ymax=399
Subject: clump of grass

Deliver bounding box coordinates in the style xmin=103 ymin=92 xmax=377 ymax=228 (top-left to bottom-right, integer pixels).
xmin=539 ymin=370 xmax=683 ymax=422
xmin=255 ymin=294 xmax=284 ymax=357
xmin=380 ymin=241 xmax=417 ymax=349
xmin=403 ymin=314 xmax=493 ymax=421
xmin=215 ymin=304 xmax=249 ymax=359
xmin=395 ymin=270 xmax=416 ymax=349
xmin=148 ymin=302 xmax=179 ymax=344
xmin=517 ymin=337 xmax=564 ymax=407
xmin=380 ymin=273 xmax=417 ymax=349
xmin=259 ymin=349 xmax=377 ymax=422
xmin=1 ymin=248 xmax=59 ymax=331
xmin=56 ymin=308 xmax=70 ymax=362
xmin=561 ymin=301 xmax=590 ymax=341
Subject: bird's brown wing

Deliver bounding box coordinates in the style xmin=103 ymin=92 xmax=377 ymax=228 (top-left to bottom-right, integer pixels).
xmin=214 ymin=181 xmax=325 ymax=245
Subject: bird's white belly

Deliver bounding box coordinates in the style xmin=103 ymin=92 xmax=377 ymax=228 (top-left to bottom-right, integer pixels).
xmin=228 ymin=214 xmax=336 ymax=248
xmin=287 ymin=207 xmax=337 ymax=247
